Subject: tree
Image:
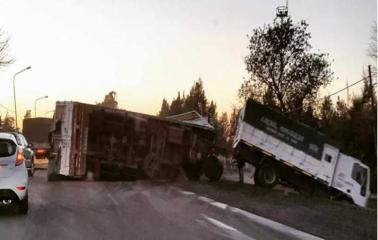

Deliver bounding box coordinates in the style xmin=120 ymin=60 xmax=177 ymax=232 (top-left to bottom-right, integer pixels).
xmin=319 ymin=81 xmax=377 ymax=193
xmin=335 ymin=97 xmax=349 ymax=119
xmin=301 ymin=104 xmax=318 ymax=129
xmin=169 ymin=92 xmax=184 ymax=115
xmin=158 ymin=98 xmax=170 ymax=117
xmin=345 ymin=94 xmax=375 ymax=172
xmin=0 ymin=113 xmax=16 ymax=131
xmin=319 ymin=96 xmax=335 ymax=128
xmin=368 ymin=21 xmax=377 ymax=62
xmin=228 ymin=106 xmax=240 ymax=142
xmin=207 ymin=101 xmax=217 ymax=125
xmin=183 ymin=78 xmax=208 ymax=116
xmin=0 ymin=28 xmax=13 ymax=68
xmin=98 ymin=91 xmax=118 ymax=109
xmin=239 ymin=17 xmax=333 ymax=116
xmin=262 ymin=88 xmax=277 ymax=109
xmin=214 ymin=112 xmax=230 ymax=150
xmin=24 ymin=110 xmax=31 ymax=119
xmin=156 ymin=79 xmax=234 ymax=153
xmin=158 ymin=78 xmax=212 ymax=117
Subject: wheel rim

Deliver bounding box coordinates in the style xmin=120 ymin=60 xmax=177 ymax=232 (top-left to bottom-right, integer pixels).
xmin=262 ymin=167 xmax=276 ymax=184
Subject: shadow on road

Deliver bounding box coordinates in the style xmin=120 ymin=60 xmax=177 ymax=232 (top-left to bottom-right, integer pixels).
xmin=0 ymin=204 xmax=23 ymax=218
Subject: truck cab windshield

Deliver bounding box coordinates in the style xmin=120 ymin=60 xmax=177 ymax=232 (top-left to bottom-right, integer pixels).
xmin=352 ymin=163 xmax=368 ymax=196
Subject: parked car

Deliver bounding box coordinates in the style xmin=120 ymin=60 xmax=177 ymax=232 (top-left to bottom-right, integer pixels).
xmin=8 ymin=132 xmax=34 ymax=176
xmin=0 ymin=132 xmax=29 ymax=214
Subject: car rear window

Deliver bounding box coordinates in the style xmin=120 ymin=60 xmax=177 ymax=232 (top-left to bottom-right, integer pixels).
xmin=0 ymin=139 xmax=16 ymax=157
xmin=15 ymin=134 xmax=23 ymax=146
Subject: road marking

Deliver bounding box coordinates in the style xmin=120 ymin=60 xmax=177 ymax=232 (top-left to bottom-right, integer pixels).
xmin=198 ymin=196 xmax=228 ymax=210
xmin=198 ymin=196 xmax=213 ymax=203
xmin=210 ymin=201 xmax=228 ymax=210
xmin=174 ymin=187 xmax=324 ymax=240
xmin=179 ymin=190 xmax=196 ymax=196
xmin=169 ymin=187 xmax=196 ymax=196
xmin=201 ymin=214 xmax=256 ymax=240
xmin=107 ymin=194 xmax=119 ymax=206
xmin=229 ymin=207 xmax=323 ymax=240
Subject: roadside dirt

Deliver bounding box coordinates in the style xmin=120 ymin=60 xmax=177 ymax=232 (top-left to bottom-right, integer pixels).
xmin=175 ymin=175 xmax=377 ymax=240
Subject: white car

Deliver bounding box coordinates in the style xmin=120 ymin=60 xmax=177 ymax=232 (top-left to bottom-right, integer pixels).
xmin=0 ymin=132 xmax=29 ymax=214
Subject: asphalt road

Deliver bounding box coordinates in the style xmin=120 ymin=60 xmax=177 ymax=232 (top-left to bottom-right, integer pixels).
xmin=0 ymin=171 xmax=320 ymax=240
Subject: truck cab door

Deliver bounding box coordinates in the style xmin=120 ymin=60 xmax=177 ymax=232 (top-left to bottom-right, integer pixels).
xmin=332 ymin=154 xmax=370 ymax=207
xmin=349 ymin=162 xmax=370 ymax=207
xmin=318 ymin=144 xmax=339 ymax=185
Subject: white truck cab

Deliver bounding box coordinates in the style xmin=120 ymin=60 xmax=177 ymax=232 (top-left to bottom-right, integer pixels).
xmin=332 ymin=154 xmax=370 ymax=207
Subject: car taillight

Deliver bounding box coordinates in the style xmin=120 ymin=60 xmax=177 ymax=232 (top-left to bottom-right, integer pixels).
xmin=15 ymin=150 xmax=24 ymax=166
xmin=36 ymin=149 xmax=45 ymax=154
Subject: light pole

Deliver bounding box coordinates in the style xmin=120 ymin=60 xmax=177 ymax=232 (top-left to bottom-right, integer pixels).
xmin=13 ymin=66 xmax=31 ymax=130
xmin=34 ymin=96 xmax=48 ymax=118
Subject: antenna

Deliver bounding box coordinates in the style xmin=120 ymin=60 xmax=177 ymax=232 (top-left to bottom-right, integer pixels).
xmin=276 ymin=0 xmax=289 ymax=20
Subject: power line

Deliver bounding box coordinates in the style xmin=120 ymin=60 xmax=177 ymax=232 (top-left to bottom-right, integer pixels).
xmin=285 ymin=76 xmax=369 ymax=114
xmin=44 ymin=110 xmax=55 ymax=115
xmin=326 ymin=77 xmax=368 ymax=99
xmin=0 ymin=103 xmax=24 ymax=119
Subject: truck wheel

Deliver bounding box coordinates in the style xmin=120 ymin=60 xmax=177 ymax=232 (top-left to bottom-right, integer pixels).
xmin=203 ymin=156 xmax=223 ymax=182
xmin=183 ymin=162 xmax=202 ymax=181
xmin=19 ymin=194 xmax=28 ymax=214
xmin=255 ymin=164 xmax=278 ymax=188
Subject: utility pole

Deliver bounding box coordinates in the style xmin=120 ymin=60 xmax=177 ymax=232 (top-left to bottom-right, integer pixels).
xmin=368 ymin=65 xmax=376 ymax=156
xmin=368 ymin=65 xmax=375 ymax=107
xmin=346 ymin=79 xmax=350 ymax=103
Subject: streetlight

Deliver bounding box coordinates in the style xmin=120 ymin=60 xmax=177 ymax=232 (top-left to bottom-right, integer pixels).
xmin=35 ymin=96 xmax=48 ymax=118
xmin=13 ymin=66 xmax=31 ymax=130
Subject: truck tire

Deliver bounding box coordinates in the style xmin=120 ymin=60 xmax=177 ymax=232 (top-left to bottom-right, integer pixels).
xmin=19 ymin=194 xmax=28 ymax=214
xmin=203 ymin=156 xmax=223 ymax=182
xmin=183 ymin=162 xmax=202 ymax=181
xmin=255 ymin=164 xmax=278 ymax=188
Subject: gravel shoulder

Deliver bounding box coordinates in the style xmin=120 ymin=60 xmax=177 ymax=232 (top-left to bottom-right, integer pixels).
xmin=175 ymin=174 xmax=377 ymax=240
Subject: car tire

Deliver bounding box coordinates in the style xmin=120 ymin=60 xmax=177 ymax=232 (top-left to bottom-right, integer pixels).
xmin=19 ymin=194 xmax=28 ymax=214
xmin=28 ymin=168 xmax=34 ymax=177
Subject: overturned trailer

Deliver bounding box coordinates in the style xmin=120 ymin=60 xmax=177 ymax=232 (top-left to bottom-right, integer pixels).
xmin=48 ymin=101 xmax=223 ymax=181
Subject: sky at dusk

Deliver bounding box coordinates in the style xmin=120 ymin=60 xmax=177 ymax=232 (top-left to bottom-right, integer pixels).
xmin=0 ymin=0 xmax=376 ymax=127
